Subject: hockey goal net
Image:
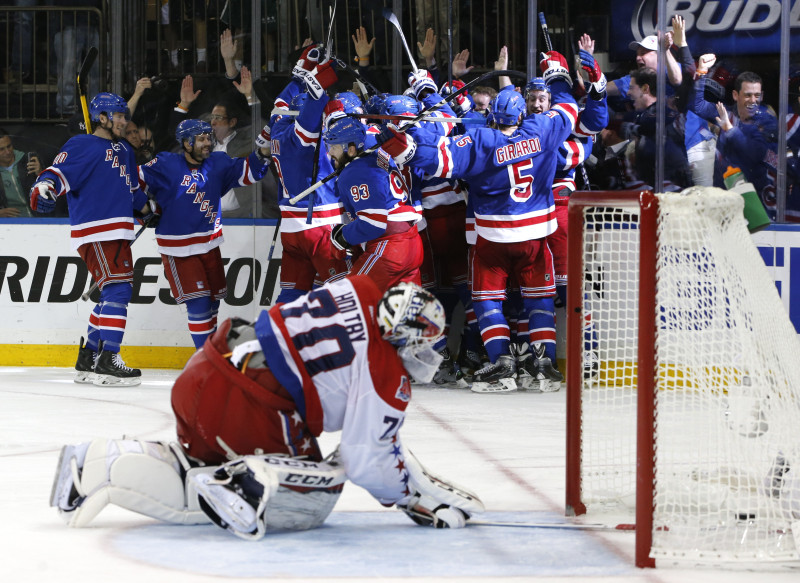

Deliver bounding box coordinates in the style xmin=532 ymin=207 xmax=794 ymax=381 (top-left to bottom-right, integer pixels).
xmin=565 ymin=188 xmax=800 ymax=567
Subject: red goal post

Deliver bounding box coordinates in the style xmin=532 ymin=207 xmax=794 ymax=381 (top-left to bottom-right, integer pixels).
xmin=564 ymin=188 xmax=800 ymax=568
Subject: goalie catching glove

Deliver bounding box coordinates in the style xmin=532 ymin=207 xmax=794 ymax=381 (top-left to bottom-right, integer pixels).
xmin=291 ymin=45 xmax=338 ymax=100
xmin=395 ymin=449 xmax=484 ymax=528
xmin=30 ymin=179 xmax=57 ymax=213
xmin=376 ymin=125 xmax=417 ymax=166
xmin=539 ymin=50 xmax=572 ymax=88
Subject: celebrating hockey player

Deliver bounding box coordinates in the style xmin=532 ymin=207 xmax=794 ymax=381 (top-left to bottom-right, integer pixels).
xmin=30 ymin=92 xmax=152 ymax=386
xmin=50 ymin=277 xmax=484 ymax=538
xmin=515 ymin=36 xmax=608 ymax=385
xmin=137 ymin=119 xmax=272 ymax=349
xmin=324 ymin=115 xmax=424 ymax=291
xmin=377 ymin=51 xmax=578 ymax=392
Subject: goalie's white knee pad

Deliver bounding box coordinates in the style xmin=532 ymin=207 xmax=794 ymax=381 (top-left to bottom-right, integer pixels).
xmin=193 ymin=454 xmax=347 ymax=540
xmin=50 ymin=438 xmax=212 ymax=527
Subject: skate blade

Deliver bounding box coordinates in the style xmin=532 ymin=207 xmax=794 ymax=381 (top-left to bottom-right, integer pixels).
xmin=440 ymin=378 xmax=469 ymax=389
xmin=50 ymin=445 xmax=72 ymax=508
xmin=470 ymin=378 xmax=517 ymax=393
xmin=539 ymin=380 xmax=562 ymax=393
xmin=434 ymin=376 xmax=469 ymax=389
xmin=74 ymin=371 xmax=96 ymax=384
xmin=93 ymin=374 xmax=142 ymax=387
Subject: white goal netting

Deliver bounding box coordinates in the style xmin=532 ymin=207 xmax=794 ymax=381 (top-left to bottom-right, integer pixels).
xmin=576 ymin=187 xmax=800 ymax=562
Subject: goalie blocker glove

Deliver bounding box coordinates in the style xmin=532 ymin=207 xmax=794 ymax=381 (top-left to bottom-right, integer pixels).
xmin=398 ymin=491 xmax=470 ymax=528
xmin=376 ymin=125 xmax=417 ymax=166
xmin=395 ymin=449 xmax=484 ymax=529
xmin=578 ymin=49 xmax=607 ymax=97
xmin=539 ymin=50 xmax=573 ymax=88
xmin=30 ymin=179 xmax=57 ymax=213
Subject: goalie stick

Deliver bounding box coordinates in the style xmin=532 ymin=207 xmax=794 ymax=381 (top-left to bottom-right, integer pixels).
xmin=471 ymin=519 xmax=635 ymax=532
xmin=288 ymin=69 xmax=527 ymax=205
xmin=78 ymin=46 xmax=98 ymax=135
xmin=383 ymin=8 xmax=418 ymax=73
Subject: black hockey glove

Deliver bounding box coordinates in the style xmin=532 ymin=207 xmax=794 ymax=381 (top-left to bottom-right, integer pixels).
xmin=330 ymin=224 xmax=352 ymax=252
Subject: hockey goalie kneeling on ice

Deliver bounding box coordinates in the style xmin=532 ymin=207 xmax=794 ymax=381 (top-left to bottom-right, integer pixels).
xmin=50 ymin=276 xmax=484 ymax=538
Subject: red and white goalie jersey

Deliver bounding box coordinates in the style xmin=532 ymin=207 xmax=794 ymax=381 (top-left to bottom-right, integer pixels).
xmin=254 ymin=276 xmax=415 ymax=505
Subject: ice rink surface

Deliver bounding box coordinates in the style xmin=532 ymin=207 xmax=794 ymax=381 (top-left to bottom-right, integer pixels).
xmin=2 ymin=366 xmax=799 ymax=583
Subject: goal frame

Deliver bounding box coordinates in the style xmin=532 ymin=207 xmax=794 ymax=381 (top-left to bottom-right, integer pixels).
xmin=565 ymin=190 xmax=658 ymax=568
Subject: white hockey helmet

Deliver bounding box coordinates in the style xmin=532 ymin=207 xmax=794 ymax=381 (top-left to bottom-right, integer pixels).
xmin=377 ymin=282 xmax=445 ymax=348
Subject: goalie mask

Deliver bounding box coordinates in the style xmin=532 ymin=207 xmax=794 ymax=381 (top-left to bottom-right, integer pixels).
xmin=378 ymin=283 xmax=445 ymax=383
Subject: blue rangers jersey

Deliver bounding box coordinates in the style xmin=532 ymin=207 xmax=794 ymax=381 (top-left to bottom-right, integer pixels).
xmin=138 ymin=151 xmax=270 ymax=256
xmin=271 ymin=88 xmax=343 ymax=233
xmin=35 ymin=134 xmax=146 ymax=250
xmin=337 ymin=150 xmax=420 ymax=246
xmin=405 ymin=83 xmax=578 ymax=243
xmin=553 ymin=94 xmax=608 ymax=191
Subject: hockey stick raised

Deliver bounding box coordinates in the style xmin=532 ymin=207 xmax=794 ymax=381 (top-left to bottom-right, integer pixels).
xmin=78 ymin=46 xmax=98 ymax=135
xmin=80 ymin=217 xmax=152 ymax=302
xmin=324 ymin=0 xmax=337 ymax=61
xmin=471 ymin=519 xmax=635 ymax=531
xmin=538 ymin=12 xmax=553 ymax=53
xmin=288 ymin=69 xmax=526 ymax=205
xmin=382 ymin=8 xmax=418 ymax=73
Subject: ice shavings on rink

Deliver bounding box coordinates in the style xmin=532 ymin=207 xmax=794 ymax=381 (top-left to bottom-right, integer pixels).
xmin=111 ymin=511 xmax=634 ymax=578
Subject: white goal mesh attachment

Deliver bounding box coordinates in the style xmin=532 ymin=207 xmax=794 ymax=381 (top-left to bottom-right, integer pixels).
xmin=565 ymin=187 xmax=800 ymax=567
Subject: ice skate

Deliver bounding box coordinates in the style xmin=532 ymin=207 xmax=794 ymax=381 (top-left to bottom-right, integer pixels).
xmin=470 ymin=354 xmax=517 ymax=393
xmin=458 ymin=346 xmax=489 ymax=381
xmin=93 ymin=350 xmax=141 ymax=386
xmin=583 ymin=348 xmax=600 ymax=381
xmin=525 ymin=344 xmax=564 ymax=393
xmin=512 ymin=343 xmax=535 ymax=390
xmin=432 ymin=347 xmax=468 ymax=388
xmin=74 ymin=336 xmax=97 ymax=384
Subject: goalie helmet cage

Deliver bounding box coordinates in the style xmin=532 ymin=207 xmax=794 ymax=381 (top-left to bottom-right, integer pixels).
xmin=565 ymin=188 xmax=800 ymax=568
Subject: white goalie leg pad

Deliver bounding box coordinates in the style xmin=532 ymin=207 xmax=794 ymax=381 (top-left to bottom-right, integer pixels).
xmin=50 ymin=438 xmax=212 ymax=527
xmin=193 ymin=454 xmax=347 ymax=541
xmin=396 ymin=448 xmax=484 ymax=528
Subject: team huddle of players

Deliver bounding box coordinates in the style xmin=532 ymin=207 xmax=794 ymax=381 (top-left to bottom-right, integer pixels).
xmin=266 ymin=36 xmax=607 ymax=394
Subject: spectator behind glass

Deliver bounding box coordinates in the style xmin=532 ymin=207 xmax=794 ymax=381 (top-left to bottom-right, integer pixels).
xmin=125 ymin=120 xmax=154 ymax=165
xmin=626 ymin=67 xmax=690 ymax=191
xmin=138 ymin=125 xmax=156 ymax=163
xmin=52 ymin=0 xmax=101 ymax=117
xmin=160 ymin=1 xmax=210 ymax=73
xmin=6 ymin=0 xmax=35 ymax=84
xmin=0 ymin=128 xmax=43 ymax=218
